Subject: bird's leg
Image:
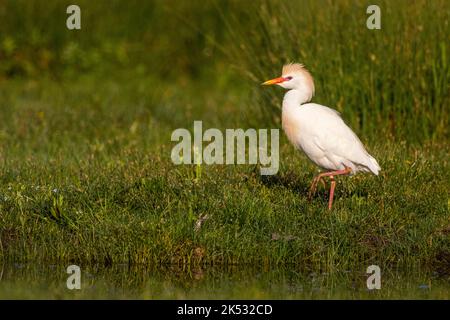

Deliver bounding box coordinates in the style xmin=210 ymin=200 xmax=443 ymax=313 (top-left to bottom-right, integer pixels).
xmin=328 ymin=176 xmax=336 ymax=210
xmin=308 ymin=176 xmax=318 ymax=199
xmin=308 ymin=175 xmax=324 ymax=200
xmin=321 ymin=167 xmax=351 ymax=210
xmin=308 ymin=167 xmax=352 ymax=204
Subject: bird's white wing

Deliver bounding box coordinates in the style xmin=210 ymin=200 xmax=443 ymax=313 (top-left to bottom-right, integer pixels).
xmin=299 ymin=104 xmax=380 ymax=174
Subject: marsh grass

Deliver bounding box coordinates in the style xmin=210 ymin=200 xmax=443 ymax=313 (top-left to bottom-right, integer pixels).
xmin=221 ymin=0 xmax=449 ymax=142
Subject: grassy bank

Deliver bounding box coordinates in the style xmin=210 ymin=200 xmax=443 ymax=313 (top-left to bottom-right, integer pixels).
xmin=0 ymin=76 xmax=448 ymax=273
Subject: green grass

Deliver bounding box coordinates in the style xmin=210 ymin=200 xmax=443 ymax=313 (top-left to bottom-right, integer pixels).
xmin=0 ymin=75 xmax=448 ymax=273
xmin=0 ymin=0 xmax=449 ymax=278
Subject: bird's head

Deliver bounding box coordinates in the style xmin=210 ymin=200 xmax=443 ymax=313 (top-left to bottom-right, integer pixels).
xmin=262 ymin=63 xmax=315 ymax=94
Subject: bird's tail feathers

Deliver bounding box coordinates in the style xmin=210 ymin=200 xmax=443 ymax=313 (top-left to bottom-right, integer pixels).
xmin=366 ymin=155 xmax=381 ymax=175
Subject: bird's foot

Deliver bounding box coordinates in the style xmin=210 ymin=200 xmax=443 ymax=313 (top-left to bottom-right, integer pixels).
xmin=308 ymin=175 xmax=326 ymax=200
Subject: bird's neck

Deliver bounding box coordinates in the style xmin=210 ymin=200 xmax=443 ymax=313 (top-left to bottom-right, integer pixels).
xmin=282 ymin=89 xmax=312 ymax=112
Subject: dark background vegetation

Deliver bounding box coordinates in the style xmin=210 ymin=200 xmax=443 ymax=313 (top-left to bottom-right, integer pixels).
xmin=0 ymin=0 xmax=448 ymax=141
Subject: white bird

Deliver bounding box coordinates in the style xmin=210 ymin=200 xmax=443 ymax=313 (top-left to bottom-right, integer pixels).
xmin=263 ymin=63 xmax=380 ymax=210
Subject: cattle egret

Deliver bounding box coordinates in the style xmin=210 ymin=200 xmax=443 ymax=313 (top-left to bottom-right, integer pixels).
xmin=263 ymin=63 xmax=380 ymax=210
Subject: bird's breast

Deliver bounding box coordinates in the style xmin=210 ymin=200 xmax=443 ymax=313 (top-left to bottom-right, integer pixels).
xmin=281 ymin=108 xmax=329 ymax=168
xmin=281 ymin=111 xmax=302 ymax=148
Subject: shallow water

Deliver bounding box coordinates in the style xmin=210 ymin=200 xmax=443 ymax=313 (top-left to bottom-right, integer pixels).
xmin=0 ymin=263 xmax=448 ymax=299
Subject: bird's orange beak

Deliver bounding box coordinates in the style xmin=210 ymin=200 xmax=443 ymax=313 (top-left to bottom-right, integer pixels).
xmin=262 ymin=77 xmax=286 ymax=85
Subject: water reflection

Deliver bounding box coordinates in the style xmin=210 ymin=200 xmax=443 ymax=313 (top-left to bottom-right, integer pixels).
xmin=0 ymin=262 xmax=448 ymax=299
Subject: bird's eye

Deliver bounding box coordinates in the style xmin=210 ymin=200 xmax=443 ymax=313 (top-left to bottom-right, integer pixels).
xmin=285 ymin=76 xmax=293 ymax=81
